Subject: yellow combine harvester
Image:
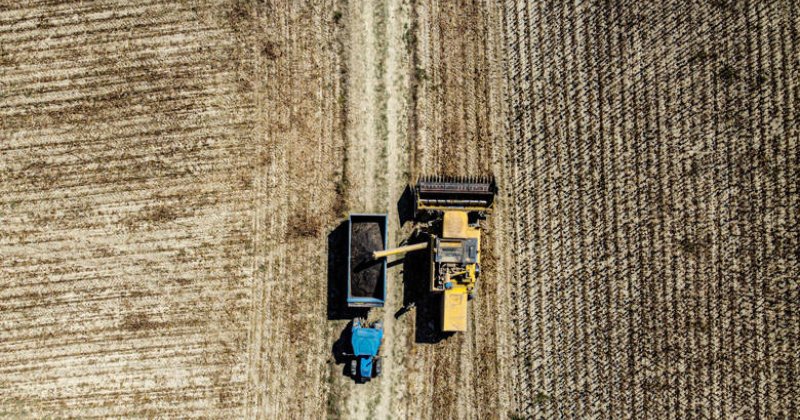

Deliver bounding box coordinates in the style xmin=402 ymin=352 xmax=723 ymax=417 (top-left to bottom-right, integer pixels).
xmin=373 ymin=176 xmax=496 ymax=332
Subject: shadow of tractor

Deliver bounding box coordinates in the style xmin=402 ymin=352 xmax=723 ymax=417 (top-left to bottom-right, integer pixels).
xmin=331 ymin=320 xmax=362 ymax=383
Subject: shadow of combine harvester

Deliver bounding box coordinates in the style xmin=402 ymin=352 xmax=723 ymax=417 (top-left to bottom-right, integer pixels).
xmin=394 ymin=229 xmax=455 ymax=344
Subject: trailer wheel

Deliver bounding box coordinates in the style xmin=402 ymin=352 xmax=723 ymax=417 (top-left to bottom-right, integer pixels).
xmin=350 ymin=359 xmax=358 ymax=377
xmin=374 ymin=358 xmax=382 ymax=377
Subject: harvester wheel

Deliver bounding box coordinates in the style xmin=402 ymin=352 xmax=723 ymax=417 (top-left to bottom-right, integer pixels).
xmin=350 ymin=359 xmax=358 ymax=377
xmin=373 ymin=320 xmax=383 ymax=330
xmin=374 ymin=357 xmax=382 ymax=377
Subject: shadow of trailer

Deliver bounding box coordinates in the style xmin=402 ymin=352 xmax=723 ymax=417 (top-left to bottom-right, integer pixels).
xmin=347 ymin=213 xmax=387 ymax=308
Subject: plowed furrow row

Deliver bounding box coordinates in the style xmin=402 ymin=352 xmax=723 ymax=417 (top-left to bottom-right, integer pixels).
xmin=1 ymin=1 xmax=256 ymax=417
xmin=502 ymin=1 xmax=798 ymax=418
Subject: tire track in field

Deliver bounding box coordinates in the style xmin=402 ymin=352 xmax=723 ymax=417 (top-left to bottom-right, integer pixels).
xmin=376 ymin=1 xmax=414 ymax=418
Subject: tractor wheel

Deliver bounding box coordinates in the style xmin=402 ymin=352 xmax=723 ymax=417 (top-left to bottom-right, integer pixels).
xmin=374 ymin=358 xmax=382 ymax=377
xmin=350 ymin=359 xmax=358 ymax=377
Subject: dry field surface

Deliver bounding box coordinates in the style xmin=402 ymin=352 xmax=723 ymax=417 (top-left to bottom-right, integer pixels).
xmin=0 ymin=0 xmax=796 ymax=419
xmin=504 ymin=1 xmax=798 ymax=417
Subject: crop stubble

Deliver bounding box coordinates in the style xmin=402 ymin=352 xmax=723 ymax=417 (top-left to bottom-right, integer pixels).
xmin=1 ymin=1 xmax=256 ymax=417
xmin=504 ymin=1 xmax=798 ymax=418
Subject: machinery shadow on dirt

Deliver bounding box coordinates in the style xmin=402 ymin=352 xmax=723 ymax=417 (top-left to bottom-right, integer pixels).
xmin=327 ymin=221 xmax=368 ymax=321
xmin=394 ymin=229 xmax=454 ymax=344
xmin=396 ymin=184 xmax=415 ymax=227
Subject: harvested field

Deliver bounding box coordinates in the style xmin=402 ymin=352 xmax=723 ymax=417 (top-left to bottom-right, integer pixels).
xmin=0 ymin=0 xmax=796 ymax=419
xmin=504 ymin=1 xmax=799 ymax=418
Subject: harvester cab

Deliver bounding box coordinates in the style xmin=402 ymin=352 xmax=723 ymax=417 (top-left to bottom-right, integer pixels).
xmin=372 ymin=176 xmax=496 ymax=333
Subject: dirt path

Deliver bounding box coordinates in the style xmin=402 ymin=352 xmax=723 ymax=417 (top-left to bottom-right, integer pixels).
xmin=333 ymin=1 xmax=389 ymax=416
xmin=324 ymin=1 xmax=414 ymax=418
xmin=341 ymin=0 xmax=386 ymax=214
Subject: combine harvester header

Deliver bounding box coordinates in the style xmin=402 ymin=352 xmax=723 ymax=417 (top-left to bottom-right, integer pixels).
xmin=415 ymin=175 xmax=496 ymax=212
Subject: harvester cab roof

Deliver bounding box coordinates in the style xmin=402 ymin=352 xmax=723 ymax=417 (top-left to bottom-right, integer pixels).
xmin=434 ymin=237 xmax=478 ymax=265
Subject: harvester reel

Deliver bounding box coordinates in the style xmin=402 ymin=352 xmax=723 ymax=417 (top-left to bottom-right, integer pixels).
xmin=414 ymin=175 xmax=497 ymax=214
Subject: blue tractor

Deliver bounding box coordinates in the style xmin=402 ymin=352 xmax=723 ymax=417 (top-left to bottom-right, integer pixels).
xmin=349 ymin=318 xmax=383 ymax=382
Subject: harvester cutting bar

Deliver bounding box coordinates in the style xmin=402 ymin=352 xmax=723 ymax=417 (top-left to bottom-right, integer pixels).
xmin=419 ymin=199 xmax=488 ymax=206
xmin=415 ymin=175 xmax=496 ymax=211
